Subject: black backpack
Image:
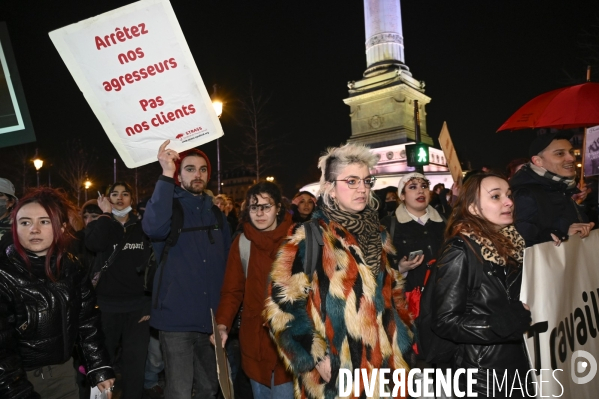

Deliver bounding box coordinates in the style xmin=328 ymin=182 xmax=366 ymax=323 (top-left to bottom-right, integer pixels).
xmin=152 ymin=198 xmax=224 ymax=309
xmin=415 ymin=237 xmax=483 ymax=364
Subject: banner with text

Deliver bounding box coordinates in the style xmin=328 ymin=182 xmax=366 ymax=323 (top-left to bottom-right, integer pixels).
xmin=584 ymin=125 xmax=599 ymax=177
xmin=49 ymin=0 xmax=223 ymax=168
xmin=521 ymin=231 xmax=599 ymax=398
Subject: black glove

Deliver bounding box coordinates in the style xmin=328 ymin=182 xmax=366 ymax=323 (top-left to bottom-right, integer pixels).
xmin=489 ymin=301 xmax=531 ymax=338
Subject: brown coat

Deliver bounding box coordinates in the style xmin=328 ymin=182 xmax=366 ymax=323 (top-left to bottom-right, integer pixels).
xmin=215 ymin=212 xmax=294 ymax=386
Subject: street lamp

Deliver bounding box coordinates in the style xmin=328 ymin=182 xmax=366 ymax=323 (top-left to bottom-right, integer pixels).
xmin=213 ymin=101 xmax=223 ymax=118
xmin=33 ymin=158 xmax=43 ymax=187
xmin=212 ymin=84 xmax=224 ymax=194
xmin=266 ymin=176 xmax=274 ymax=182
xmin=84 ymin=178 xmax=92 ymax=201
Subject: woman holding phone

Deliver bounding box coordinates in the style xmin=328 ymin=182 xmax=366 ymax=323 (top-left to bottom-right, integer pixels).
xmin=381 ymin=173 xmax=446 ymax=293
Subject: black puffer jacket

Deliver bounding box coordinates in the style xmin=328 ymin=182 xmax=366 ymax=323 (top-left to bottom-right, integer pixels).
xmin=510 ymin=164 xmax=588 ymax=246
xmin=432 ymin=236 xmax=531 ymax=395
xmin=0 ymin=246 xmax=114 ymax=393
xmin=0 ymin=301 xmax=39 ymax=398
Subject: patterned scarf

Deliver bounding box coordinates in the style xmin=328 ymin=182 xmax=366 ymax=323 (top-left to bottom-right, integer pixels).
xmin=529 ymin=162 xmax=576 ymax=190
xmin=321 ymin=202 xmax=383 ymax=274
xmin=460 ymin=225 xmax=525 ymax=266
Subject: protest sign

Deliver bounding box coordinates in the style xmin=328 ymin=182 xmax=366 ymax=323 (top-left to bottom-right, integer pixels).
xmin=584 ymin=125 xmax=599 ymax=177
xmin=49 ymin=0 xmax=223 ymax=168
xmin=211 ymin=309 xmax=234 ymax=399
xmin=438 ymin=122 xmax=463 ymax=184
xmin=521 ymin=231 xmax=599 ymax=398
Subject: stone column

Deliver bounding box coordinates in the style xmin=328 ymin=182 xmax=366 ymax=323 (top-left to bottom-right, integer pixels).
xmin=364 ymin=0 xmax=408 ymax=75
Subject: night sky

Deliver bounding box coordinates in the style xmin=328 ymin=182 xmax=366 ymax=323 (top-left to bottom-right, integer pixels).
xmin=1 ymin=0 xmax=598 ymax=198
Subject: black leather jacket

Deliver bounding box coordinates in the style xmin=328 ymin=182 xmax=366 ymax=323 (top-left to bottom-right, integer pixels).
xmin=432 ymin=237 xmax=530 ymax=391
xmin=0 ymin=301 xmax=39 ymax=398
xmin=0 ymin=246 xmax=114 ymax=396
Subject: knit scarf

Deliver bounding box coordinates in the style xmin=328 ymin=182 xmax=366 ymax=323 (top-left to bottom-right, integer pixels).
xmin=321 ymin=202 xmax=382 ymax=274
xmin=460 ymin=225 xmax=525 ymax=266
xmin=529 ymin=162 xmax=576 ymax=190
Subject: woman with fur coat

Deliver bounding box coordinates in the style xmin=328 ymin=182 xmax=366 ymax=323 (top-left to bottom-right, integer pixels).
xmin=264 ymin=144 xmax=414 ymax=399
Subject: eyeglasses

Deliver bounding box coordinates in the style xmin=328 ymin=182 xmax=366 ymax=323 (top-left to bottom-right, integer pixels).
xmin=248 ymin=203 xmax=274 ymax=213
xmin=333 ymin=176 xmax=376 ymax=189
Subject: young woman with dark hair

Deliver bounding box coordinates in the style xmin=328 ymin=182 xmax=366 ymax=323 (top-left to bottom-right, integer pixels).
xmin=85 ymin=181 xmax=152 ymax=399
xmin=0 ymin=187 xmax=115 ymax=398
xmin=290 ymin=191 xmax=316 ymax=223
xmin=212 ymin=181 xmax=294 ymax=398
xmin=432 ymin=173 xmax=533 ymax=397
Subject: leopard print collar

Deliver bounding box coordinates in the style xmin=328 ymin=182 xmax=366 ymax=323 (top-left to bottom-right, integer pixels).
xmin=460 ymin=225 xmax=524 ymax=266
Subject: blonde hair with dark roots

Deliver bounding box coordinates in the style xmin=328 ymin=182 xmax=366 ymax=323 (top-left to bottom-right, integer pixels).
xmin=318 ymin=143 xmax=379 ymax=209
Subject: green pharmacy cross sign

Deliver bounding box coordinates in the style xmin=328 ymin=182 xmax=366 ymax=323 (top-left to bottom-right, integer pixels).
xmin=405 ymin=143 xmax=430 ymax=167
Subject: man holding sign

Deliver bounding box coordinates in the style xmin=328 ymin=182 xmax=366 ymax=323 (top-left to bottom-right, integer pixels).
xmin=143 ymin=141 xmax=231 ymax=398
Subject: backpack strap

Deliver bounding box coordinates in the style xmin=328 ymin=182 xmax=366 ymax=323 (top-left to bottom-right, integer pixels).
xmin=91 ymin=225 xmax=133 ymax=287
xmin=153 ymin=199 xmax=224 ymax=308
xmin=153 ymin=199 xmax=184 ymax=308
xmin=389 ymin=217 xmax=397 ymax=241
xmin=178 ymin=205 xmax=224 ymax=244
xmin=303 ymin=219 xmax=323 ymax=281
xmin=239 ymin=233 xmax=251 ymax=278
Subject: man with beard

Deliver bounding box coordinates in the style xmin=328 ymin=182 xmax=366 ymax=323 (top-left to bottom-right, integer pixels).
xmin=510 ymin=131 xmax=594 ymax=247
xmin=142 ymin=140 xmax=231 ymax=399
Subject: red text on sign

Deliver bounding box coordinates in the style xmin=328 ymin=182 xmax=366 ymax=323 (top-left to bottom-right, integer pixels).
xmin=150 ymin=104 xmax=196 ymax=127
xmin=139 ymin=96 xmax=164 ymax=111
xmin=118 ymin=47 xmax=145 ymax=64
xmin=95 ymin=23 xmax=149 ymax=50
xmin=125 ymin=121 xmax=150 ymax=136
xmin=102 ymin=58 xmax=178 ymax=92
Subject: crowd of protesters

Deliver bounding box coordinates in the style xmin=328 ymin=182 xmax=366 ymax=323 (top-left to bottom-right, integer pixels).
xmin=0 ymin=129 xmax=596 ymax=399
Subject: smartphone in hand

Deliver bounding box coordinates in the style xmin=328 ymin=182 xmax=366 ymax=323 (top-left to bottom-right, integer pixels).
xmin=408 ymin=250 xmax=423 ymax=261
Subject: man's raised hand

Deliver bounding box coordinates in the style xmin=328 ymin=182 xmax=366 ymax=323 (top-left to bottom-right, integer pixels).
xmin=158 ymin=140 xmax=180 ymax=177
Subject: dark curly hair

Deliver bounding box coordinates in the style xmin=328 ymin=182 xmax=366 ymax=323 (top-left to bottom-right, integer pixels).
xmin=239 ymin=182 xmax=287 ymax=227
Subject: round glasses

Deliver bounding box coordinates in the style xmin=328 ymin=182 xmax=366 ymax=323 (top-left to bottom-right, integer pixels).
xmin=333 ymin=176 xmax=376 ymax=189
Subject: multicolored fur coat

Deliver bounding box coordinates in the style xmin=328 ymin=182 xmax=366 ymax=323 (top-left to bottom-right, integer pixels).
xmin=263 ymin=211 xmax=414 ymax=399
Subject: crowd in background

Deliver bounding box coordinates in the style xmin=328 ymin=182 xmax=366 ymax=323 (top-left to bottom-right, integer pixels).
xmin=0 ymin=130 xmax=596 ymax=399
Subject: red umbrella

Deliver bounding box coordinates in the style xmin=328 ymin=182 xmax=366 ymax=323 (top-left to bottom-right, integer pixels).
xmin=497 ymin=82 xmax=599 ymax=131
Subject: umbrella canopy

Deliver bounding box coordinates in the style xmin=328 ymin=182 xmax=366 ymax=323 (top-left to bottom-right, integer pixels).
xmin=497 ymin=82 xmax=599 ymax=131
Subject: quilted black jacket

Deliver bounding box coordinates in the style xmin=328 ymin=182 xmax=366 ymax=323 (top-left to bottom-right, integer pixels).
xmin=0 ymin=245 xmax=114 ymax=395
xmin=0 ymin=301 xmax=39 ymax=398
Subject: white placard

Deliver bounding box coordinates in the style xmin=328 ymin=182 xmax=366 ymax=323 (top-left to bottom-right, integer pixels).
xmin=521 ymin=231 xmax=599 ymax=398
xmin=584 ymin=125 xmax=599 ymax=177
xmin=89 ymin=386 xmax=107 ymax=399
xmin=49 ymin=0 xmax=223 ymax=167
